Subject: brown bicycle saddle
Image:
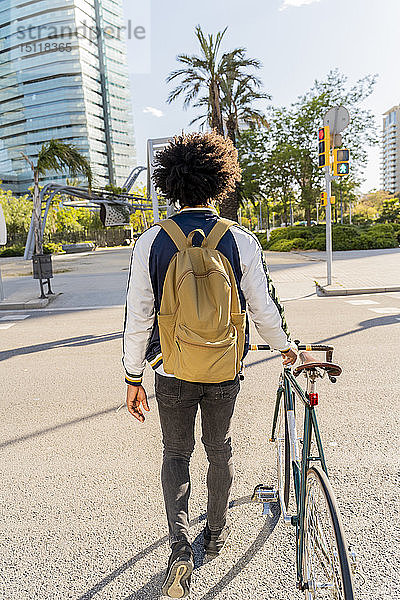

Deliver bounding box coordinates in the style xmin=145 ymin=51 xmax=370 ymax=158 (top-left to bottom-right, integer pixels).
xmin=293 ymin=351 xmax=342 ymax=377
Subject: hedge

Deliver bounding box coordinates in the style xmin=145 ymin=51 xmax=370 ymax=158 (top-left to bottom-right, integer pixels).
xmin=0 ymin=242 xmax=64 ymax=257
xmin=257 ymin=224 xmax=400 ymax=252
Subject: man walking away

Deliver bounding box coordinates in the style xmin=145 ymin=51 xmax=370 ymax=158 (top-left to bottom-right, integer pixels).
xmin=122 ymin=131 xmax=297 ymax=598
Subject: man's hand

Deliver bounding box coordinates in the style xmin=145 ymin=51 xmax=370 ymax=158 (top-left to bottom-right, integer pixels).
xmin=126 ymin=385 xmax=149 ymax=423
xmin=281 ymin=348 xmax=298 ymax=366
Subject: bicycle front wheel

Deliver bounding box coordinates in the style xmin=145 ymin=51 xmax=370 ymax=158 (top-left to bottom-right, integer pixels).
xmin=276 ymin=395 xmax=290 ymax=511
xmin=302 ymin=466 xmax=354 ymax=600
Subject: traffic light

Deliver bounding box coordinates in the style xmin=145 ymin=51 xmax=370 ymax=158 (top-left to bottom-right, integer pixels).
xmin=333 ymin=148 xmax=350 ymax=176
xmin=318 ymin=126 xmax=330 ymax=168
xmin=320 ymin=192 xmax=335 ymax=206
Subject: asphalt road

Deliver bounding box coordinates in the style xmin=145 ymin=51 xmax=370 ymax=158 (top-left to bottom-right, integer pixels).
xmin=1 ymin=249 xmax=399 ymax=599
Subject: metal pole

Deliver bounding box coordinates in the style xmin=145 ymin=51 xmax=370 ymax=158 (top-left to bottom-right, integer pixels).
xmin=325 ymin=166 xmax=333 ymax=286
xmin=340 ymin=186 xmax=343 ymax=224
xmin=349 ymin=200 xmax=352 ymax=225
xmin=316 ymin=201 xmax=319 ymax=225
xmin=0 ymin=267 xmax=4 ymax=301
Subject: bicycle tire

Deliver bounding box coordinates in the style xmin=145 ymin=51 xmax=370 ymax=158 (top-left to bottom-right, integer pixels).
xmin=302 ymin=466 xmax=354 ymax=600
xmin=276 ymin=398 xmax=290 ymax=511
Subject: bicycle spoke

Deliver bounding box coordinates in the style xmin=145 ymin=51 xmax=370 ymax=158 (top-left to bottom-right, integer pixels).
xmin=303 ymin=471 xmax=348 ymax=599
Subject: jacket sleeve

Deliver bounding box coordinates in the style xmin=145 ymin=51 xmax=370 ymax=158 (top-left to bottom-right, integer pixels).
xmin=122 ymin=227 xmax=159 ymax=385
xmin=233 ymin=226 xmax=292 ymax=352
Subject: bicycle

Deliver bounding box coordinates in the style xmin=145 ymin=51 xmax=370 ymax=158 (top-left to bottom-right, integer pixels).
xmin=249 ymin=343 xmax=356 ymax=599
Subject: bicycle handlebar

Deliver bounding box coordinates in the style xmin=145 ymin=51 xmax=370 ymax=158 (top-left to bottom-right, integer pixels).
xmin=249 ymin=342 xmax=334 ymax=363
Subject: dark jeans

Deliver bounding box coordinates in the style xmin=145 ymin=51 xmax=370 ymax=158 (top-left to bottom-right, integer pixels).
xmin=155 ymin=372 xmax=240 ymax=546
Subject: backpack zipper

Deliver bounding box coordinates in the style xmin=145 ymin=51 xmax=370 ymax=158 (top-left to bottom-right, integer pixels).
xmin=176 ymin=335 xmax=234 ymax=349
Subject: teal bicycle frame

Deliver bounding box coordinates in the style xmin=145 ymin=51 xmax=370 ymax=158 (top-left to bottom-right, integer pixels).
xmin=251 ymin=343 xmax=335 ymax=591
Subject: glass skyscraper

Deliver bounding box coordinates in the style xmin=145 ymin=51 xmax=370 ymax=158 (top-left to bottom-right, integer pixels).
xmin=0 ymin=0 xmax=136 ymax=194
xmin=381 ymin=105 xmax=400 ymax=195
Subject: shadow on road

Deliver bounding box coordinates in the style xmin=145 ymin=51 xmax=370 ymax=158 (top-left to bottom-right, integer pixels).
xmin=245 ymin=313 xmax=400 ymax=370
xmin=0 ymin=395 xmax=155 ymax=449
xmin=3 ymin=315 xmax=397 ymax=447
xmin=0 ymin=331 xmax=122 ymax=362
xmin=77 ymin=496 xmax=279 ymax=600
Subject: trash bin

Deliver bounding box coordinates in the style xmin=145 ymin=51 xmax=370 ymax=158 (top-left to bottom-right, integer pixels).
xmin=32 ymin=253 xmax=53 ymax=279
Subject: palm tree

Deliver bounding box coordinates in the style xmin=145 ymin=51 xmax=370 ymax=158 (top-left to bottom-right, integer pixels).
xmin=219 ymin=51 xmax=270 ymax=146
xmin=22 ymin=139 xmax=92 ymax=255
xmin=167 ymin=25 xmax=227 ymax=135
xmin=167 ymin=29 xmax=270 ymax=219
xmin=218 ymin=55 xmax=270 ymax=219
xmin=192 ymin=55 xmax=270 ymax=219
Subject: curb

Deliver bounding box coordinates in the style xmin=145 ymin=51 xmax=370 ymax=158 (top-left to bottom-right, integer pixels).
xmin=315 ymin=283 xmax=400 ymax=297
xmin=0 ymin=292 xmax=62 ymax=311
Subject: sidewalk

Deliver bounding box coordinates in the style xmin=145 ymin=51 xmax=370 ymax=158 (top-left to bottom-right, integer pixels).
xmin=266 ymin=247 xmax=400 ymax=299
xmin=0 ymin=247 xmax=399 ymax=309
xmin=0 ymin=247 xmax=131 ymax=310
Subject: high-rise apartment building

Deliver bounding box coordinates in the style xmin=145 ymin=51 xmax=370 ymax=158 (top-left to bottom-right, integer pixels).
xmin=0 ymin=0 xmax=135 ymax=194
xmin=381 ymin=105 xmax=400 ymax=195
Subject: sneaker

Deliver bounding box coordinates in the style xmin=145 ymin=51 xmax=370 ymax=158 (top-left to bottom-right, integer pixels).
xmin=161 ymin=540 xmax=194 ymax=598
xmin=203 ymin=523 xmax=231 ymax=555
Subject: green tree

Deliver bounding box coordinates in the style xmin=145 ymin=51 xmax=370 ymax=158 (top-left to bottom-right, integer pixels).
xmin=270 ymin=70 xmax=378 ymax=224
xmin=22 ymin=139 xmax=92 ymax=254
xmin=0 ymin=186 xmax=32 ymax=240
xmin=331 ymin=176 xmax=360 ymax=223
xmin=377 ymin=196 xmax=400 ymax=223
xmin=237 ymin=129 xmax=268 ymax=203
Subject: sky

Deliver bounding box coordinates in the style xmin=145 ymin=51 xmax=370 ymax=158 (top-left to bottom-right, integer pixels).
xmin=121 ymin=0 xmax=400 ymax=192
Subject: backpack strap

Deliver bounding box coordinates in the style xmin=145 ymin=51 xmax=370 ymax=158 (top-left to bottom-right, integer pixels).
xmin=157 ymin=219 xmax=187 ymax=251
xmin=202 ymin=218 xmax=236 ymax=250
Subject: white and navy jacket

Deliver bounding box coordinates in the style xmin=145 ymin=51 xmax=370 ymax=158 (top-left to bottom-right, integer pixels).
xmin=122 ymin=207 xmax=291 ymax=386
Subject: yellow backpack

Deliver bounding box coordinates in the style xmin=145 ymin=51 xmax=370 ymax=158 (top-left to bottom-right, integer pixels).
xmin=157 ymin=218 xmax=246 ymax=383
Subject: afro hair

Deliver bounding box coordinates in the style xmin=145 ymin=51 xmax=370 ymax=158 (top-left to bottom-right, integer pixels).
xmin=151 ymin=130 xmax=241 ymax=208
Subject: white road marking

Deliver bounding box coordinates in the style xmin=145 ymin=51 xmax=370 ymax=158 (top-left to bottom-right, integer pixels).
xmin=0 ymin=323 xmax=16 ymax=329
xmin=0 ymin=314 xmax=30 ymax=320
xmin=18 ymin=305 xmax=125 ymax=312
xmin=345 ymin=300 xmax=379 ymax=305
xmin=368 ymin=307 xmax=400 ymax=314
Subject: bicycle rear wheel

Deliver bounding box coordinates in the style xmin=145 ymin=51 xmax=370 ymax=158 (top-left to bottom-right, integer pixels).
xmin=276 ymin=396 xmax=290 ymax=511
xmin=302 ymin=466 xmax=354 ymax=600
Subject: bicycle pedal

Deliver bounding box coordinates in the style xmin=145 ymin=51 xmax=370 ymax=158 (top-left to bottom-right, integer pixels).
xmin=251 ymin=485 xmax=278 ymax=517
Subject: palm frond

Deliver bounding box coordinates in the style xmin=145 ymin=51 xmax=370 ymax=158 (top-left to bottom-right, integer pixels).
xmin=37 ymin=139 xmax=92 ymax=188
xmin=188 ymin=113 xmax=209 ymax=128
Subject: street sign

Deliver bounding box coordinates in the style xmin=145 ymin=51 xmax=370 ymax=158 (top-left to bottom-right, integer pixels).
xmin=333 ymin=133 xmax=342 ymax=147
xmin=323 ymin=106 xmax=350 ymax=136
xmin=320 ymin=106 xmax=351 ymax=287
xmin=0 ymin=204 xmax=6 ymax=245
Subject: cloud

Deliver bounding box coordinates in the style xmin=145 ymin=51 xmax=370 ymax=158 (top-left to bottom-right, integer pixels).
xmin=143 ymin=106 xmax=164 ymax=118
xmin=280 ymin=0 xmax=320 ymax=10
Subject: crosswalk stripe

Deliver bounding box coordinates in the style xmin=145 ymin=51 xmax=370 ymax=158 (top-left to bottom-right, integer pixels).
xmin=0 ymin=315 xmax=30 ymax=321
xmin=345 ymin=300 xmax=379 ymax=305
xmin=368 ymin=307 xmax=400 ymax=314
xmin=0 ymin=323 xmax=16 ymax=329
